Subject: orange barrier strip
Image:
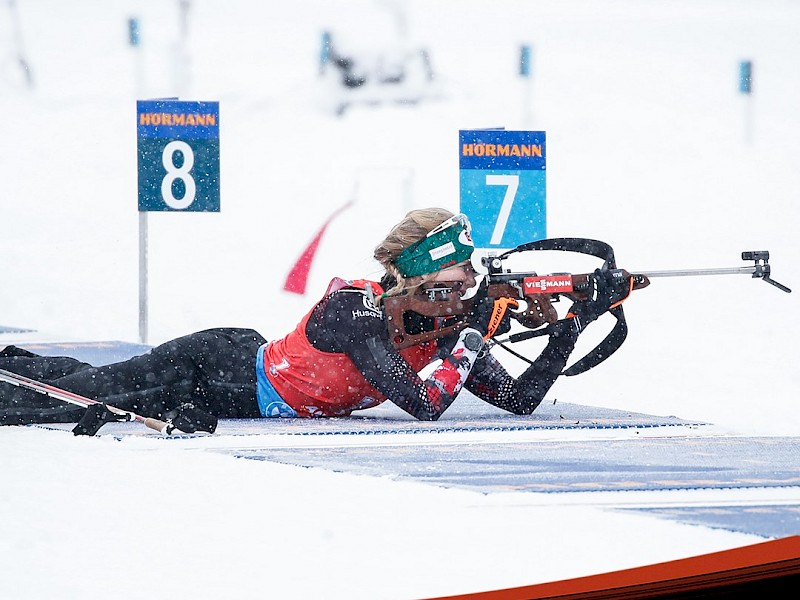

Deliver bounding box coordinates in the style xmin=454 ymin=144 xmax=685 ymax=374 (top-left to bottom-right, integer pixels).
xmin=429 ymin=536 xmax=800 ymax=600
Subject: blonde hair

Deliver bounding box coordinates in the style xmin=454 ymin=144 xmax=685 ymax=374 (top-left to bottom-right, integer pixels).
xmin=373 ymin=207 xmax=455 ymax=301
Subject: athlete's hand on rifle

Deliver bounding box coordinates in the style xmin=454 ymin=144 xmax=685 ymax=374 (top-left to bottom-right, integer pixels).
xmin=468 ymin=283 xmax=518 ymax=341
xmin=567 ymin=268 xmax=619 ymax=328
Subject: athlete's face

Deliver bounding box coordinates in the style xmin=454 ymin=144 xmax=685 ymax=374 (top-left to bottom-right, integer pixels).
xmin=428 ymin=260 xmax=478 ymax=289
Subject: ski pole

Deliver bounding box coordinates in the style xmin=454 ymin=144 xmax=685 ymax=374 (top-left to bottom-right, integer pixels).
xmin=0 ymin=367 xmax=177 ymax=435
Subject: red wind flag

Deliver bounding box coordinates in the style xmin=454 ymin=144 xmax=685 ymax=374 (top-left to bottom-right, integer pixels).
xmin=282 ymin=200 xmax=354 ymax=295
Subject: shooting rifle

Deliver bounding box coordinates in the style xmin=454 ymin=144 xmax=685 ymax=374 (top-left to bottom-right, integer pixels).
xmin=383 ymin=238 xmax=790 ymax=376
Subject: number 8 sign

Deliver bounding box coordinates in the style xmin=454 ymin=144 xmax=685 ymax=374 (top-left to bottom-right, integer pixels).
xmin=137 ymin=100 xmax=220 ymax=212
xmin=459 ymin=129 xmax=546 ymax=249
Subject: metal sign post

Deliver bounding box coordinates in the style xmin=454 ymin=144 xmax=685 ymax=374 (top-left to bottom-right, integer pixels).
xmin=136 ymin=99 xmax=220 ymax=343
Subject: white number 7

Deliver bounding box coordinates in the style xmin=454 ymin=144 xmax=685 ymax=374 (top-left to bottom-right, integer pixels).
xmin=485 ymin=174 xmax=519 ymax=245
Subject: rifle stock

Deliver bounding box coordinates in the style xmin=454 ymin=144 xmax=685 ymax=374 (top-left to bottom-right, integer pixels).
xmin=487 ymin=269 xmax=651 ymax=307
xmin=383 ymin=270 xmax=649 ymax=349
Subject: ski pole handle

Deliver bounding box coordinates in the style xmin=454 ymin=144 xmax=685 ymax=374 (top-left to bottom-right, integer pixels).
xmin=144 ymin=417 xmax=183 ymax=435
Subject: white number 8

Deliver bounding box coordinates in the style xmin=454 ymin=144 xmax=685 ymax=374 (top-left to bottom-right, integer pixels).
xmin=161 ymin=141 xmax=196 ymax=209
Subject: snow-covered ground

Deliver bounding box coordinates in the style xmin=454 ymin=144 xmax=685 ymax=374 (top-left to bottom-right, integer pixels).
xmin=1 ymin=1 xmax=798 ymax=598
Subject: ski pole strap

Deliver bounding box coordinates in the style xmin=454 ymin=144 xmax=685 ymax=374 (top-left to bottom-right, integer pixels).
xmin=73 ymin=403 xmax=133 ymax=436
xmin=484 ymin=297 xmax=519 ymax=341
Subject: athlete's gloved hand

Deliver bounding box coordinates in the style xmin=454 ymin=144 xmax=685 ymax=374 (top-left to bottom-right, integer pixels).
xmin=468 ymin=285 xmax=516 ymax=340
xmin=567 ymin=268 xmax=617 ymax=328
xmin=165 ymin=403 xmax=218 ymax=434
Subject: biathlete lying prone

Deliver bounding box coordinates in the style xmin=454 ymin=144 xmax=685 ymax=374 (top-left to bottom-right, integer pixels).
xmin=0 ymin=208 xmax=616 ymax=433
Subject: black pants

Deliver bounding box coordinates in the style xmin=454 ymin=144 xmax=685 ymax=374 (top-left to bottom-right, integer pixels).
xmin=0 ymin=328 xmax=267 ymax=425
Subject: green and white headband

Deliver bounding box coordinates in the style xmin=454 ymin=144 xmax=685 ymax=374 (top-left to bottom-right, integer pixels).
xmin=394 ymin=213 xmax=474 ymax=278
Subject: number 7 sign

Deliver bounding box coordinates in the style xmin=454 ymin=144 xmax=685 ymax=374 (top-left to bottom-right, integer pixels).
xmin=459 ymin=130 xmax=546 ymax=249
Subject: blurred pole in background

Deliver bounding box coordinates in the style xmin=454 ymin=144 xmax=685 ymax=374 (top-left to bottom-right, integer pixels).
xmin=379 ymin=0 xmax=409 ymax=40
xmin=520 ymin=44 xmax=533 ymax=128
xmin=319 ymin=30 xmax=331 ymax=75
xmin=128 ymin=17 xmax=144 ymax=94
xmin=739 ymin=60 xmax=753 ymax=145
xmin=173 ymin=0 xmax=192 ymax=97
xmin=128 ymin=16 xmax=149 ymax=344
xmin=7 ymin=0 xmax=34 ymax=88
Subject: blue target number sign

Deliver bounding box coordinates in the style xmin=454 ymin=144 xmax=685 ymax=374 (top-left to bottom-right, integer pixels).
xmin=137 ymin=100 xmax=220 ymax=212
xmin=459 ymin=130 xmax=546 ymax=249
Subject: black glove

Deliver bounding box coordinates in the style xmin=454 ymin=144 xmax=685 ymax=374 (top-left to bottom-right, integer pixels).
xmin=568 ymin=268 xmax=617 ymax=328
xmin=468 ymin=285 xmax=514 ymax=339
xmin=164 ymin=403 xmax=218 ymax=434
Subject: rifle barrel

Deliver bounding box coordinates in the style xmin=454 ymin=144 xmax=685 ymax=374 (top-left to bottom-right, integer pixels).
xmin=637 ymin=266 xmax=756 ymax=278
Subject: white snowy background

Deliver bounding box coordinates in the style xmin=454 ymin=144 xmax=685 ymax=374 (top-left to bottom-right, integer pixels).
xmin=1 ymin=1 xmax=798 ymax=598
